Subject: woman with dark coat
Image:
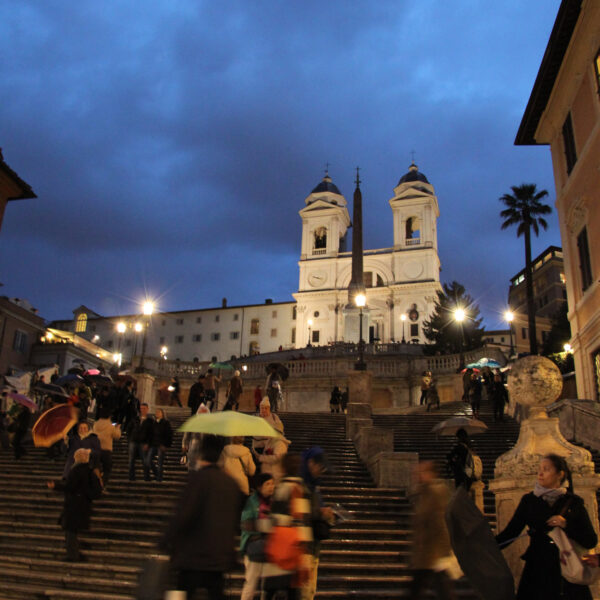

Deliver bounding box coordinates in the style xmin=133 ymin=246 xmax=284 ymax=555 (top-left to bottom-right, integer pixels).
xmin=48 ymin=448 xmax=103 ymax=561
xmin=148 ymin=408 xmax=173 ymax=482
xmin=496 ymin=454 xmax=597 ymax=600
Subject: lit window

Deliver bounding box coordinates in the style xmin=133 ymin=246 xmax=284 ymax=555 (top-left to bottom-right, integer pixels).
xmin=75 ymin=313 xmax=87 ymax=333
xmin=594 ymin=47 xmax=600 ymax=95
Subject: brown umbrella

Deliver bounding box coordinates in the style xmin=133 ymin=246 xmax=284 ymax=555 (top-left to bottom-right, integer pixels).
xmin=32 ymin=404 xmax=78 ymax=447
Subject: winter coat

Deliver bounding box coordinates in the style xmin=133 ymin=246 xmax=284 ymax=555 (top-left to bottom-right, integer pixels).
xmin=54 ymin=463 xmax=102 ymax=532
xmin=257 ymin=437 xmax=290 ymax=483
xmin=218 ymin=443 xmax=256 ymax=495
xmin=63 ymin=433 xmax=102 ymax=478
xmin=410 ymin=479 xmax=452 ymax=569
xmin=253 ymin=413 xmax=285 ymax=449
xmin=161 ymin=464 xmax=241 ymax=572
xmin=126 ymin=415 xmax=154 ymax=445
xmin=240 ymin=491 xmax=271 ymax=554
xmin=151 ymin=418 xmax=173 ymax=448
xmin=496 ymin=491 xmax=597 ymax=600
xmin=93 ymin=418 xmax=121 ymax=451
xmin=228 ymin=376 xmax=243 ymax=399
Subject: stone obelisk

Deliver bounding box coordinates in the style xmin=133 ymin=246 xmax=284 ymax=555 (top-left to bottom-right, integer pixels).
xmin=347 ymin=168 xmax=366 ymax=306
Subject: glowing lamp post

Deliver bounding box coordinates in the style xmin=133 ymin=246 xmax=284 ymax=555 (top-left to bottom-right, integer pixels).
xmin=160 ymin=346 xmax=168 ymax=360
xmin=454 ymin=307 xmax=466 ymax=370
xmin=307 ymin=318 xmax=313 ymax=347
xmin=135 ymin=301 xmax=154 ymax=373
xmin=400 ymin=313 xmax=407 ymax=344
xmin=504 ymin=310 xmax=515 ymax=358
xmin=355 ymin=293 xmax=367 ymax=371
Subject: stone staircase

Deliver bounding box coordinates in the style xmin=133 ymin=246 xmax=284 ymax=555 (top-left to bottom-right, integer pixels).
xmin=0 ymin=402 xmax=520 ymax=599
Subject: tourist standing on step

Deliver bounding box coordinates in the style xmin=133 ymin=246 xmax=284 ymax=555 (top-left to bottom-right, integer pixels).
xmin=265 ymin=366 xmax=282 ymax=412
xmin=188 ymin=374 xmax=205 ymax=415
xmin=254 ymin=433 xmax=291 ymax=484
xmin=446 ymin=428 xmax=473 ymax=490
xmin=148 ymin=408 xmax=173 ymax=482
xmin=219 ymin=436 xmax=256 ymax=498
xmin=203 ymin=369 xmax=221 ymax=411
xmin=496 ymin=454 xmax=597 ymax=600
xmin=92 ymin=409 xmax=121 ymax=487
xmin=300 ymin=447 xmax=335 ymax=600
xmin=253 ymin=398 xmax=284 ymax=455
xmin=240 ymin=473 xmax=275 ymax=600
xmin=11 ymin=403 xmax=30 ymax=459
xmin=126 ymin=402 xmax=154 ymax=481
xmin=409 ymin=461 xmax=456 ymax=600
xmin=491 ymin=371 xmax=508 ymax=422
xmin=169 ymin=376 xmax=182 ymax=407
xmin=468 ymin=373 xmax=482 ymax=419
xmin=63 ymin=420 xmax=101 ymax=479
xmin=47 ymin=447 xmax=103 ymax=562
xmin=182 ymin=403 xmax=209 ymax=469
xmin=223 ymin=370 xmax=243 ymax=411
xmin=420 ymin=371 xmax=432 ymax=406
xmin=329 ymin=386 xmax=341 ymax=413
xmin=160 ymin=435 xmax=241 ymax=600
xmin=461 ymin=368 xmax=473 ymax=403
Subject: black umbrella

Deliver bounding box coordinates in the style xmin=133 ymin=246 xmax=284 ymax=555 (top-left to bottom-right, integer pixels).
xmin=266 ymin=362 xmax=289 ymax=381
xmin=445 ymin=486 xmax=515 ymax=600
xmin=33 ymin=382 xmax=69 ymax=398
xmin=85 ymin=373 xmax=113 ymax=386
xmin=55 ymin=374 xmax=85 ymax=387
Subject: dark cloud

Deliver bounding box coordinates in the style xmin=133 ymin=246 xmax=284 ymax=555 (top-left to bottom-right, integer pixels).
xmin=0 ymin=1 xmax=562 ymax=326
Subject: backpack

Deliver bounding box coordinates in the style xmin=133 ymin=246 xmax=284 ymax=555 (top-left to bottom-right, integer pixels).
xmin=464 ymin=448 xmax=483 ymax=481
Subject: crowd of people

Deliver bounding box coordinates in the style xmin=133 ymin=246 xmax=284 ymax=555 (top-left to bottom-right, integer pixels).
xmin=461 ymin=366 xmax=508 ymax=421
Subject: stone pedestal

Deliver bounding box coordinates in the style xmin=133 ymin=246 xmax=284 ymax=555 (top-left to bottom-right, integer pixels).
xmin=346 ymin=417 xmax=372 ymax=441
xmin=135 ymin=372 xmax=157 ymax=411
xmin=348 ymin=370 xmax=373 ymax=405
xmin=369 ymin=451 xmax=418 ymax=489
xmin=347 ymin=402 xmax=372 ymax=419
xmin=489 ymin=356 xmax=600 ymax=592
xmin=354 ymin=426 xmax=393 ymax=461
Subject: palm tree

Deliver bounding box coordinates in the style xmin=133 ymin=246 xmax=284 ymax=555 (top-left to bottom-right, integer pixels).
xmin=500 ymin=184 xmax=551 ymax=355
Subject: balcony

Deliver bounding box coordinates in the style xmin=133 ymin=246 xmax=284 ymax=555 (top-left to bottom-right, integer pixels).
xmin=405 ymin=238 xmax=420 ymax=246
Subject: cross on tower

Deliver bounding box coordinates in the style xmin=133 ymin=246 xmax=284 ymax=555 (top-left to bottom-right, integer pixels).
xmin=325 ymin=161 xmax=330 ymax=176
xmin=410 ymin=150 xmax=416 ymax=164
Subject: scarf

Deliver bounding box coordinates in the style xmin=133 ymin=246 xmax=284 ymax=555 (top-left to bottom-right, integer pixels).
xmin=533 ymin=482 xmax=567 ymax=505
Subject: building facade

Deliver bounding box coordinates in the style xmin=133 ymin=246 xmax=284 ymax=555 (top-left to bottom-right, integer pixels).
xmin=294 ymin=164 xmax=442 ymax=347
xmin=0 ymin=296 xmax=46 ymax=374
xmin=0 ymin=148 xmax=36 ymax=234
xmin=516 ymin=0 xmax=600 ymax=399
xmin=508 ymin=245 xmax=567 ymax=355
xmin=52 ymin=164 xmax=443 ymax=364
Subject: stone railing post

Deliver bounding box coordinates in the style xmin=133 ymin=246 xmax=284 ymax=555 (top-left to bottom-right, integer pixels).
xmin=135 ymin=372 xmax=157 ymax=411
xmin=346 ymin=402 xmax=372 ymax=440
xmin=489 ymin=356 xmax=600 ymax=592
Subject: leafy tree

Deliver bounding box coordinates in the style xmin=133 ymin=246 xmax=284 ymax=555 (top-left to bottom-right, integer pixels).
xmin=423 ymin=281 xmax=485 ymax=355
xmin=500 ymin=183 xmax=551 ymax=355
xmin=542 ymin=302 xmax=571 ymax=355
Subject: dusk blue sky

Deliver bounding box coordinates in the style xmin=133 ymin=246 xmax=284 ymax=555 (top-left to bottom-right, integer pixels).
xmin=0 ymin=1 xmax=562 ymax=330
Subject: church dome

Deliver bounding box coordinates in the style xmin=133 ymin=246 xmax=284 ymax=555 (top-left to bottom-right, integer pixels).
xmin=311 ymin=174 xmax=342 ymax=196
xmin=398 ymin=163 xmax=429 ymax=185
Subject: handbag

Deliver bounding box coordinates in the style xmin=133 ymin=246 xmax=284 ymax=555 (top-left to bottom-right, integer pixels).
xmin=265 ymin=525 xmax=304 ymax=570
xmin=548 ymin=527 xmax=598 ymax=585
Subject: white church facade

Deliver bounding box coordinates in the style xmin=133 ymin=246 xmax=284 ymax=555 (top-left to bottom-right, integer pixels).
xmin=51 ymin=164 xmax=442 ymax=362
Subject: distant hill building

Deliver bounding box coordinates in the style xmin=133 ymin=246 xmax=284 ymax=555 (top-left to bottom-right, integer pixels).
xmin=51 ymin=165 xmax=443 ymax=363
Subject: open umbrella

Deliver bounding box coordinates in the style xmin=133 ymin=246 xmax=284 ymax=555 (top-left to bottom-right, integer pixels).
xmin=178 ymin=411 xmax=282 ymax=438
xmin=461 ymin=367 xmax=480 ymax=374
xmin=467 ymin=358 xmax=502 ymax=370
xmin=208 ymin=362 xmax=234 ymax=371
xmin=266 ymin=362 xmax=290 ymax=381
xmin=85 ymin=373 xmax=113 ymax=385
xmin=32 ymin=404 xmax=78 ymax=447
xmin=33 ymin=382 xmax=69 ymax=398
xmin=84 ymin=368 xmax=101 ymax=376
xmin=7 ymin=391 xmax=37 ymax=411
xmin=431 ymin=416 xmax=488 ymax=436
xmin=55 ymin=374 xmax=85 ymax=387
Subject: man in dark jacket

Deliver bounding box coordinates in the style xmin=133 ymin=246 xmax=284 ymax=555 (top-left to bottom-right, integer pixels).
xmin=148 ymin=408 xmax=172 ymax=482
xmin=187 ymin=375 xmax=205 ymax=415
xmin=48 ymin=448 xmax=103 ymax=561
xmin=126 ymin=402 xmax=154 ymax=481
xmin=161 ymin=435 xmax=240 ymax=600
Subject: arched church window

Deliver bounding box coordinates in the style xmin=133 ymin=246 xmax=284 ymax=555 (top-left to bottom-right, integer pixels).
xmin=75 ymin=313 xmax=87 ymax=333
xmin=314 ymin=227 xmax=327 ymax=249
xmin=405 ymin=217 xmax=421 ymax=245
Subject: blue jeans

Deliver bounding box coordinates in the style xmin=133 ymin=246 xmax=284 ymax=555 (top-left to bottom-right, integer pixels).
xmin=128 ymin=442 xmax=150 ymax=481
xmin=146 ymin=447 xmax=166 ymax=481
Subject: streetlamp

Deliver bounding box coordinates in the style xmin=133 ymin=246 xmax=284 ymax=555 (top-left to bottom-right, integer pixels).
xmin=117 ymin=321 xmax=127 ymax=352
xmin=454 ymin=307 xmax=466 ymax=370
xmin=133 ymin=322 xmax=143 ymax=359
xmin=563 ymin=343 xmax=572 ymax=353
xmin=307 ymin=318 xmax=313 ymax=347
xmin=355 ymin=293 xmax=367 ymax=371
xmin=160 ymin=346 xmax=168 ymax=360
xmin=400 ymin=313 xmax=407 ymax=344
xmin=135 ymin=301 xmax=154 ymax=373
xmin=504 ymin=310 xmax=515 ymax=358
